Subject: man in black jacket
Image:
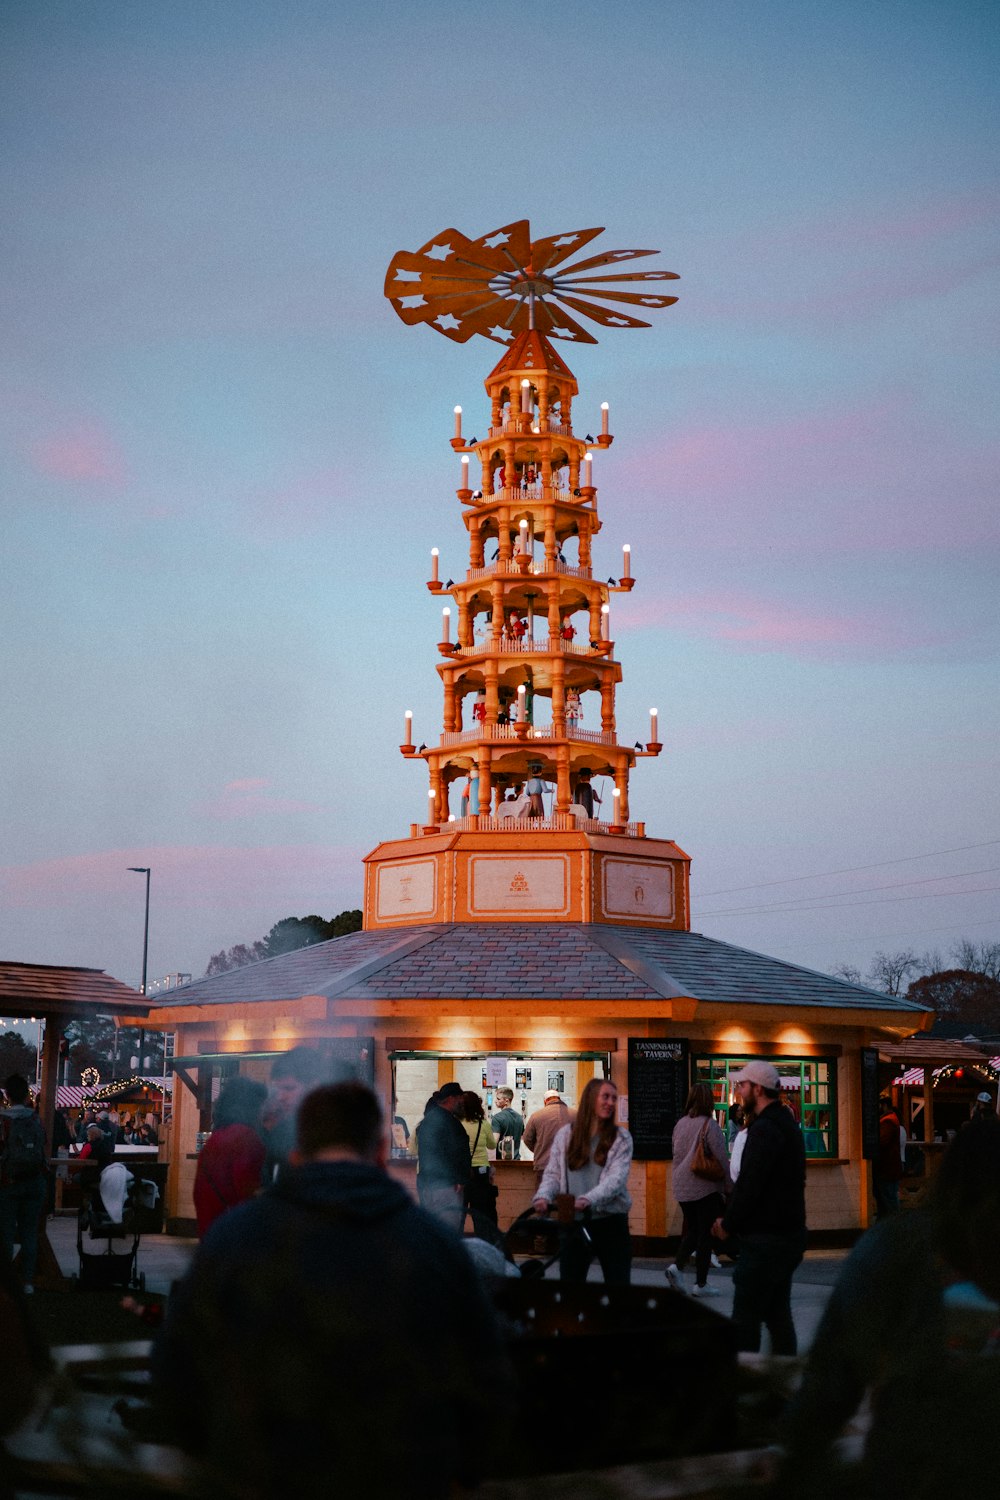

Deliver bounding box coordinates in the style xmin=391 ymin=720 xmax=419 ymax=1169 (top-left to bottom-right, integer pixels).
xmin=713 ymin=1061 xmax=807 ymax=1354
xmin=414 ymin=1081 xmax=470 ymax=1232
xmin=154 ymin=1081 xmax=500 ymax=1499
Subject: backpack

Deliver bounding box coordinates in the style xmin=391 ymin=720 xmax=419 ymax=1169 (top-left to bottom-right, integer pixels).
xmin=0 ymin=1110 xmax=47 ymax=1185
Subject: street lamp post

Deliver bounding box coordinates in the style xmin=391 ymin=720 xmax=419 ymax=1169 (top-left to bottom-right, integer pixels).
xmin=127 ymin=865 xmax=151 ymax=1077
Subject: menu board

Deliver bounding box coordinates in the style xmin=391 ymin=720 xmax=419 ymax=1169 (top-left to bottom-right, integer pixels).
xmin=860 ymin=1047 xmax=880 ymax=1159
xmin=627 ymin=1038 xmax=690 ymax=1160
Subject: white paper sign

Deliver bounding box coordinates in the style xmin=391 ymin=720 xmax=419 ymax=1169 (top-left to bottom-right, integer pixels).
xmin=486 ymin=1056 xmax=508 ymax=1088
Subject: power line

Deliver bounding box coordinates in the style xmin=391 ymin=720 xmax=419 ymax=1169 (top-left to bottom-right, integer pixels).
xmin=696 ymin=884 xmax=1000 ymax=919
xmin=697 ymin=866 xmax=1000 ymax=918
xmin=697 ymin=839 xmax=1000 ymax=898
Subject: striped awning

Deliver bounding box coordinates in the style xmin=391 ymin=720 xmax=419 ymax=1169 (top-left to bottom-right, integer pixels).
xmin=894 ymin=1057 xmax=1000 ymax=1086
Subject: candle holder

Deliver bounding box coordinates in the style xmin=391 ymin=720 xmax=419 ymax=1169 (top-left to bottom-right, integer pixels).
xmin=514 ymin=722 xmax=529 ymax=740
xmin=646 ymin=740 xmax=662 ymax=754
xmin=426 ymin=579 xmax=443 ymax=592
xmin=399 ymin=744 xmax=417 ymax=756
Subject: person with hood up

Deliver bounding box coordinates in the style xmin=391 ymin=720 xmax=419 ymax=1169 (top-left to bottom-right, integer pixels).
xmin=154 ymin=1081 xmax=502 ymax=1500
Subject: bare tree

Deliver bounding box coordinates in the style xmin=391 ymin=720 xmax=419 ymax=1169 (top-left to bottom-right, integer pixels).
xmin=831 ymin=962 xmax=863 ymax=985
xmin=951 ymin=939 xmax=1000 ymax=982
xmin=867 ymin=949 xmax=919 ymax=996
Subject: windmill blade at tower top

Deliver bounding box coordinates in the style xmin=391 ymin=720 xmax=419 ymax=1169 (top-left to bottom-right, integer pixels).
xmin=533 ymin=297 xmax=599 ymax=344
xmin=384 ymin=222 xmax=679 ymax=345
xmin=556 ymin=287 xmax=679 ymax=309
xmin=552 ymin=247 xmax=661 ymax=277
xmin=556 ymin=268 xmax=681 ymax=284
xmin=555 ymin=292 xmax=655 ymax=330
xmin=529 ymin=227 xmax=607 ymax=274
xmin=463 ymin=219 xmax=533 ymax=272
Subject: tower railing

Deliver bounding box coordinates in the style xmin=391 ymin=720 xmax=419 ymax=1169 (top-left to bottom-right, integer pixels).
xmin=451 ymin=636 xmax=598 ymax=658
xmin=465 ymin=559 xmax=591 ymax=582
xmin=487 ymin=422 xmax=570 ymax=438
xmin=440 ymin=725 xmax=617 ymax=746
xmin=444 ymin=814 xmax=642 ymax=837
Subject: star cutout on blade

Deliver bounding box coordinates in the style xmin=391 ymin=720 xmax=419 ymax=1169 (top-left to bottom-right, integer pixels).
xmin=384 ymin=221 xmax=679 ymax=346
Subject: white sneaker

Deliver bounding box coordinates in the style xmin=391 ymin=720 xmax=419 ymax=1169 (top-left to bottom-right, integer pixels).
xmin=665 ymin=1264 xmax=685 ymax=1293
xmin=691 ymin=1283 xmax=721 ymax=1298
xmin=710 ymin=1254 xmax=722 ymax=1270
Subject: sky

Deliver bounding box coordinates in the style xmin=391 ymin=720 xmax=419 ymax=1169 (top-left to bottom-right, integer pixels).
xmin=2 ymin=0 xmax=998 ymax=995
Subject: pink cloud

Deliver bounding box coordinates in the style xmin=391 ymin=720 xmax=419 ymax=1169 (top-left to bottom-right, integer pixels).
xmin=776 ymin=191 xmax=1000 ymax=254
xmin=194 ymin=780 xmax=327 ymax=820
xmin=241 ymin=467 xmax=350 ymax=535
xmin=618 ymin=589 xmax=925 ymax=661
xmin=697 ymin=191 xmax=1000 ymax=329
xmin=620 ymin=396 xmax=999 ymax=556
xmin=0 ymin=844 xmax=363 ymax=913
xmin=31 ymin=424 xmax=127 ymax=486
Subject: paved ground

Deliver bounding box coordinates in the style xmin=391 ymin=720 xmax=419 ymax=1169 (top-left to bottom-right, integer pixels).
xmin=39 ymin=1213 xmax=847 ymax=1354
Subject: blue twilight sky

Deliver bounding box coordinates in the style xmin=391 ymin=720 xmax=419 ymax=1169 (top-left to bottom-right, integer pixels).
xmin=2 ymin=0 xmax=998 ymax=992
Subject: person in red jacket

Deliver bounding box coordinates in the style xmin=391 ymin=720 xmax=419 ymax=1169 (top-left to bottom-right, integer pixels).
xmin=193 ymin=1077 xmax=267 ymax=1237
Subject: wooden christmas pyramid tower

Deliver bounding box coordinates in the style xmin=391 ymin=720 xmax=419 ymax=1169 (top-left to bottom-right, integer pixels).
xmin=364 ymin=221 xmax=691 ymax=931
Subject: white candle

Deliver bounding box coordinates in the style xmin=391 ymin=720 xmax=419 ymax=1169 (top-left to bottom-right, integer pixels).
xmin=649 ymin=707 xmax=658 ymax=741
xmin=622 ymin=543 xmax=631 ymax=579
xmin=428 ymin=788 xmax=436 ymax=813
xmin=442 ymin=606 xmax=451 ymax=642
xmin=404 ymin=709 xmax=413 ymax=746
xmin=601 ymin=602 xmax=610 ymax=639
xmin=454 ymin=406 xmax=463 ymax=442
xmin=518 ymin=518 xmax=528 ymax=555
xmin=517 ymin=684 xmax=526 ymax=716
xmin=601 ymin=401 xmax=610 ymax=435
xmin=460 ymin=455 xmax=469 ymax=487
xmin=584 ymin=451 xmax=593 ymax=486
xmin=520 ymin=379 xmax=531 ymax=414
xmin=431 ymin=547 xmax=439 ymax=583
xmin=612 ymin=787 xmax=621 ymax=821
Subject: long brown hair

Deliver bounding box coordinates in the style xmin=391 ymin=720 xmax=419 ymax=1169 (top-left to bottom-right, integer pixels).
xmin=567 ymin=1077 xmax=619 ymax=1170
xmin=685 ymin=1083 xmax=715 ymax=1119
xmin=461 ymin=1091 xmax=485 ymax=1123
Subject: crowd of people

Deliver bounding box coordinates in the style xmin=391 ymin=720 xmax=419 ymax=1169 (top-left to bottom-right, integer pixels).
xmin=4 ymin=1055 xmax=999 ymax=1495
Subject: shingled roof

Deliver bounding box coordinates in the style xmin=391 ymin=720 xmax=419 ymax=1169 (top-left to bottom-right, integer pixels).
xmin=0 ymin=962 xmax=148 ymax=1018
xmin=145 ymin=924 xmax=926 ymax=1015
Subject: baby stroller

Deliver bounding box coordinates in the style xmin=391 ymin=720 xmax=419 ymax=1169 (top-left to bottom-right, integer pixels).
xmin=502 ymin=1201 xmax=593 ymax=1279
xmin=74 ymin=1163 xmax=157 ymax=1291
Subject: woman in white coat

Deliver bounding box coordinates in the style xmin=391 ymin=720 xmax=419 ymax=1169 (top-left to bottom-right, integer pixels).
xmin=533 ymin=1077 xmax=633 ymax=1285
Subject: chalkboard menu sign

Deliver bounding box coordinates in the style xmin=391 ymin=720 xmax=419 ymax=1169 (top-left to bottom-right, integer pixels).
xmin=860 ymin=1047 xmax=880 ymax=1159
xmin=627 ymin=1038 xmax=690 ymax=1160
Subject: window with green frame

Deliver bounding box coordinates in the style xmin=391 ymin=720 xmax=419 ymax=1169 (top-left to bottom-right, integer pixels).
xmin=693 ymin=1054 xmax=838 ymax=1158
